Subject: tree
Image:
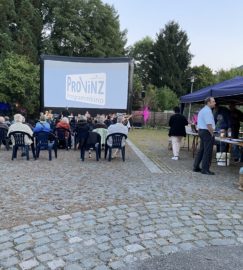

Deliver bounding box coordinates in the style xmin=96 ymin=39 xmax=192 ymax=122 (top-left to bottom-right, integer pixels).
xmin=215 ymin=67 xmax=243 ymax=83
xmin=131 ymin=74 xmax=143 ymax=110
xmin=41 ymin=0 xmax=127 ymax=57
xmin=14 ymin=0 xmax=43 ymax=63
xmin=157 ymin=86 xmax=179 ymax=111
xmin=187 ymin=65 xmax=216 ymax=93
xmin=0 ymin=0 xmax=16 ymax=59
xmin=0 ymin=0 xmax=42 ymax=63
xmin=128 ymin=37 xmax=154 ymax=88
xmin=0 ymin=53 xmax=39 ymax=115
xmin=144 ymin=84 xmax=158 ymax=111
xmin=150 ymin=21 xmax=192 ymax=96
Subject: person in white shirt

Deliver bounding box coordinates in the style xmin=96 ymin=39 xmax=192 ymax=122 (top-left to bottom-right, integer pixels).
xmin=107 ymin=115 xmax=128 ymax=156
xmin=8 ymin=114 xmax=33 ymax=145
xmin=193 ymin=97 xmax=216 ymax=175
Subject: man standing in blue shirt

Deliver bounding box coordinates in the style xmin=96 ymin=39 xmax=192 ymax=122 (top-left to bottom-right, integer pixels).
xmin=193 ymin=97 xmax=216 ymax=175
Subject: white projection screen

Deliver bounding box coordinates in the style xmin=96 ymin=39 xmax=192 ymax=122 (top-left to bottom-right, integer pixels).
xmin=40 ymin=55 xmax=133 ymax=112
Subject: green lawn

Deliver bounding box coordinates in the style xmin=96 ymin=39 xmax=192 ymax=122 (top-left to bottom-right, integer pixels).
xmin=128 ymin=128 xmax=170 ymax=161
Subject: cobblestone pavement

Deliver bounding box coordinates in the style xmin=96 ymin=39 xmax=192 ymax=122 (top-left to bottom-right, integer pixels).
xmin=0 ymin=141 xmax=243 ymax=269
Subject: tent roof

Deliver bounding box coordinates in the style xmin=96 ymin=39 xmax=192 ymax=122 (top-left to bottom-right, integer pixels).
xmin=180 ymin=76 xmax=243 ymax=104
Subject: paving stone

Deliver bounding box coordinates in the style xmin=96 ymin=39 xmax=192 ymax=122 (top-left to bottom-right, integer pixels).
xmin=93 ymin=265 xmax=110 ymax=270
xmin=64 ymin=264 xmax=84 ymax=270
xmin=95 ymin=235 xmax=111 ymax=244
xmin=125 ymin=244 xmax=145 ymax=253
xmin=109 ymin=260 xmax=126 ymax=269
xmin=98 ymin=251 xmax=113 ymax=262
xmin=160 ymin=245 xmax=179 ymax=255
xmin=64 ymin=252 xmax=83 ymax=262
xmin=34 ymin=245 xmax=50 ymax=255
xmin=156 ymin=229 xmax=172 ymax=237
xmin=20 ymin=250 xmax=34 ymax=260
xmin=98 ymin=243 xmax=112 ymax=252
xmin=113 ymin=247 xmax=127 ymax=257
xmin=12 ymin=224 xmax=30 ymax=231
xmin=139 ymin=232 xmax=157 ymax=240
xmin=47 ymin=259 xmax=66 ymax=269
xmin=19 ymin=258 xmax=39 ymax=270
xmin=111 ymin=238 xmax=127 ymax=247
xmin=15 ymin=242 xmax=34 ymax=252
xmin=210 ymin=238 xmax=237 ymax=246
xmin=0 ymin=229 xmax=9 ymax=236
xmin=37 ymin=253 xmax=55 ymax=262
xmin=0 ymin=235 xmax=10 ymax=243
xmin=31 ymin=231 xmax=46 ymax=239
xmin=123 ymin=254 xmax=138 ymax=264
xmin=14 ymin=235 xmax=32 ymax=245
xmin=0 ymin=249 xmax=16 ymax=260
xmin=178 ymin=242 xmax=195 ymax=251
xmin=68 ymin=237 xmax=83 ymax=244
xmin=83 ymin=239 xmax=96 ymax=246
xmin=82 ymin=258 xmax=102 ymax=268
xmin=0 ymin=241 xmax=13 ymax=250
xmin=194 ymin=240 xmax=210 ymax=247
xmin=207 ymin=231 xmax=222 ymax=238
xmin=0 ymin=256 xmax=19 ymax=268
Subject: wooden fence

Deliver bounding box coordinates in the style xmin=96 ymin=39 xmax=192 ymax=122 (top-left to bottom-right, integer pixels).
xmin=131 ymin=111 xmax=173 ymax=127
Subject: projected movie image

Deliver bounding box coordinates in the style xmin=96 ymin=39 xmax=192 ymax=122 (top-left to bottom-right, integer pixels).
xmin=42 ymin=56 xmax=131 ymax=110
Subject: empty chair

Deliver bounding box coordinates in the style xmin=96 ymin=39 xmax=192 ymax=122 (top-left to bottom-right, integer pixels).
xmin=105 ymin=133 xmax=127 ymax=161
xmin=0 ymin=127 xmax=10 ymax=150
xmin=34 ymin=131 xmax=57 ymax=160
xmin=8 ymin=131 xmax=36 ymax=160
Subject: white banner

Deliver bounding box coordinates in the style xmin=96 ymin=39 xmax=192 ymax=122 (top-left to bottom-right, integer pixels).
xmin=66 ymin=73 xmax=106 ymax=105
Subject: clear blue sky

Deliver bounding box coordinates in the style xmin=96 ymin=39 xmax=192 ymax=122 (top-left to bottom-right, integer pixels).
xmin=102 ymin=0 xmax=243 ymax=72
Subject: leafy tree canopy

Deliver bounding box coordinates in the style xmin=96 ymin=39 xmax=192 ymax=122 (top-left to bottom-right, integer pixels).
xmin=150 ymin=21 xmax=192 ymax=96
xmin=0 ymin=53 xmax=39 ymax=115
xmin=128 ymin=36 xmax=154 ymax=87
xmin=157 ymin=86 xmax=179 ymax=111
xmin=41 ymin=0 xmax=127 ymax=57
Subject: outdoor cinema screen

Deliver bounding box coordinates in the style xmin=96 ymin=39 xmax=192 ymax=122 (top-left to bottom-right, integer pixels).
xmin=41 ymin=55 xmax=132 ymax=110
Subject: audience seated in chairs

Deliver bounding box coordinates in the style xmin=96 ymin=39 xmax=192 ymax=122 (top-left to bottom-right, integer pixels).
xmin=55 ymin=117 xmax=71 ymax=149
xmin=74 ymin=116 xmax=90 ymax=150
xmin=33 ymin=115 xmax=51 ymax=133
xmin=105 ymin=115 xmax=128 ymax=161
xmin=7 ymin=114 xmax=36 ymax=160
xmin=105 ymin=133 xmax=127 ymax=161
xmin=93 ymin=128 xmax=108 ymax=149
xmin=93 ymin=115 xmax=107 ymax=129
xmin=0 ymin=116 xmax=10 ymax=150
xmin=80 ymin=131 xmax=101 ymax=161
xmin=34 ymin=131 xmax=57 ymax=160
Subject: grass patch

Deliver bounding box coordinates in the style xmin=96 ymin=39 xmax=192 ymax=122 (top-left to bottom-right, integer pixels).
xmin=128 ymin=128 xmax=170 ymax=159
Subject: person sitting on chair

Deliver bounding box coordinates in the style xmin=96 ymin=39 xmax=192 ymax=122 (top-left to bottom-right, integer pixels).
xmin=8 ymin=114 xmax=33 ymax=144
xmin=7 ymin=114 xmax=35 ymax=157
xmin=33 ymin=115 xmax=51 ymax=133
xmin=0 ymin=116 xmax=9 ymax=130
xmin=107 ymin=115 xmax=128 ymax=157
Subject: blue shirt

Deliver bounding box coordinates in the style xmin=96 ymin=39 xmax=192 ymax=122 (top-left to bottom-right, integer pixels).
xmin=33 ymin=121 xmax=51 ymax=133
xmin=197 ymin=105 xmax=215 ymax=130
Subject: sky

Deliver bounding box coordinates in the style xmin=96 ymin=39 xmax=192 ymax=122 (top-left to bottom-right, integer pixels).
xmin=102 ymin=0 xmax=243 ymax=72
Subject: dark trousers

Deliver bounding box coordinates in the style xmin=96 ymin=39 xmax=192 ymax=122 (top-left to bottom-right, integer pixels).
xmin=194 ymin=129 xmax=214 ymax=172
